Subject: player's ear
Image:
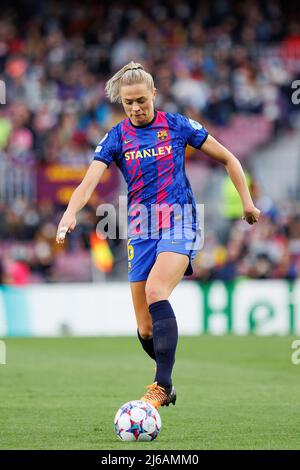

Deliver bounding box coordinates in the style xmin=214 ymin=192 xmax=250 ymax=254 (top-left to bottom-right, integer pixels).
xmin=153 ymin=88 xmax=157 ymax=100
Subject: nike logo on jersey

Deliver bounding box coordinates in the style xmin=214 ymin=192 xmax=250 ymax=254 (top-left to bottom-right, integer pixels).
xmin=124 ymin=139 xmax=133 ymax=144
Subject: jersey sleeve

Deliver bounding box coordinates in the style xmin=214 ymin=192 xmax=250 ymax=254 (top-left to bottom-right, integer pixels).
xmin=93 ymin=127 xmax=119 ymax=167
xmin=179 ymin=114 xmax=209 ymax=149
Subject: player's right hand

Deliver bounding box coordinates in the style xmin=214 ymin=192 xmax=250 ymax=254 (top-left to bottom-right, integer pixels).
xmin=56 ymin=212 xmax=77 ymax=244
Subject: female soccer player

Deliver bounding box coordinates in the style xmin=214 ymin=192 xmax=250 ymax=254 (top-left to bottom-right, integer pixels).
xmin=56 ymin=62 xmax=260 ymax=408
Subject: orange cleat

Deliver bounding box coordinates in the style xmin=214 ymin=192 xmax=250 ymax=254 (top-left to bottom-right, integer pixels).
xmin=140 ymin=382 xmax=177 ymax=409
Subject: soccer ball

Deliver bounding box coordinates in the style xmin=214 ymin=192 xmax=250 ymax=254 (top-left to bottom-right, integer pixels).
xmin=114 ymin=400 xmax=162 ymax=441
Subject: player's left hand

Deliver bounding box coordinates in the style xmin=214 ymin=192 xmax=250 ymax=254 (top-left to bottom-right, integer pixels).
xmin=242 ymin=206 xmax=261 ymax=225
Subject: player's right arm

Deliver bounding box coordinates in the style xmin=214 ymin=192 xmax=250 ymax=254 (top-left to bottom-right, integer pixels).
xmin=56 ymin=160 xmax=107 ymax=244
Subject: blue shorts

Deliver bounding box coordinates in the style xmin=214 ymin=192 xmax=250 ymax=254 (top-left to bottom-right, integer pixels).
xmin=127 ymin=230 xmax=200 ymax=282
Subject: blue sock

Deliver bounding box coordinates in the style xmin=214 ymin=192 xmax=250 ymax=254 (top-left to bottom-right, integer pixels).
xmin=137 ymin=329 xmax=156 ymax=361
xmin=149 ymin=300 xmax=178 ymax=392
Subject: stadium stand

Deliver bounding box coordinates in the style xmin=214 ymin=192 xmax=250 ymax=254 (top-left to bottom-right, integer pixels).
xmin=0 ymin=0 xmax=300 ymax=283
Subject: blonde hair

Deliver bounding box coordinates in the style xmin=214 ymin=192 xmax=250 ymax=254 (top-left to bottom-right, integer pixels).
xmin=105 ymin=61 xmax=155 ymax=103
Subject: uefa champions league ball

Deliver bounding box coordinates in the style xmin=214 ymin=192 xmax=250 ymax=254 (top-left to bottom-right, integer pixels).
xmin=114 ymin=400 xmax=162 ymax=441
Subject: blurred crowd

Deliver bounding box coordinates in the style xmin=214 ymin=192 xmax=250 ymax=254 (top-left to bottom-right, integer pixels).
xmin=193 ymin=201 xmax=300 ymax=281
xmin=0 ymin=197 xmax=99 ymax=283
xmin=2 ymin=197 xmax=300 ymax=283
xmin=0 ymin=0 xmax=300 ymax=283
xmin=1 ymin=0 xmax=300 ymax=164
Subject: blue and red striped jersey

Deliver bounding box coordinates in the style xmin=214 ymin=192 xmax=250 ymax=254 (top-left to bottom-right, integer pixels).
xmin=94 ymin=111 xmax=208 ymax=237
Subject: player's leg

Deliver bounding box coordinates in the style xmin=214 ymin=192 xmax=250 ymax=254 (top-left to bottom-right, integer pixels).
xmin=130 ymin=281 xmax=156 ymax=361
xmin=141 ymin=252 xmax=189 ymax=407
xmin=146 ymin=251 xmax=189 ymax=304
xmin=127 ymin=237 xmax=157 ymax=361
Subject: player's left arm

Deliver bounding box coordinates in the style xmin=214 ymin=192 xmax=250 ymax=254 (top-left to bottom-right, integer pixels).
xmin=201 ymin=135 xmax=260 ymax=225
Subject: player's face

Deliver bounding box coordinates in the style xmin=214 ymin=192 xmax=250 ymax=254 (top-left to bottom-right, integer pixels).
xmin=120 ymin=83 xmax=156 ymax=126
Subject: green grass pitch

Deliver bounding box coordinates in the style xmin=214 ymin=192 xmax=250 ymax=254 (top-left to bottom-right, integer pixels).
xmin=0 ymin=336 xmax=299 ymax=450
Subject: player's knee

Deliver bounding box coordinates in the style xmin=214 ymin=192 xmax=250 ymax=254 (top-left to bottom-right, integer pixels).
xmin=138 ymin=326 xmax=153 ymax=339
xmin=145 ymin=283 xmax=168 ymax=306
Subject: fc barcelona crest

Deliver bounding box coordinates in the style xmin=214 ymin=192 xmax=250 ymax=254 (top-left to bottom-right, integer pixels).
xmin=157 ymin=130 xmax=168 ymax=140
